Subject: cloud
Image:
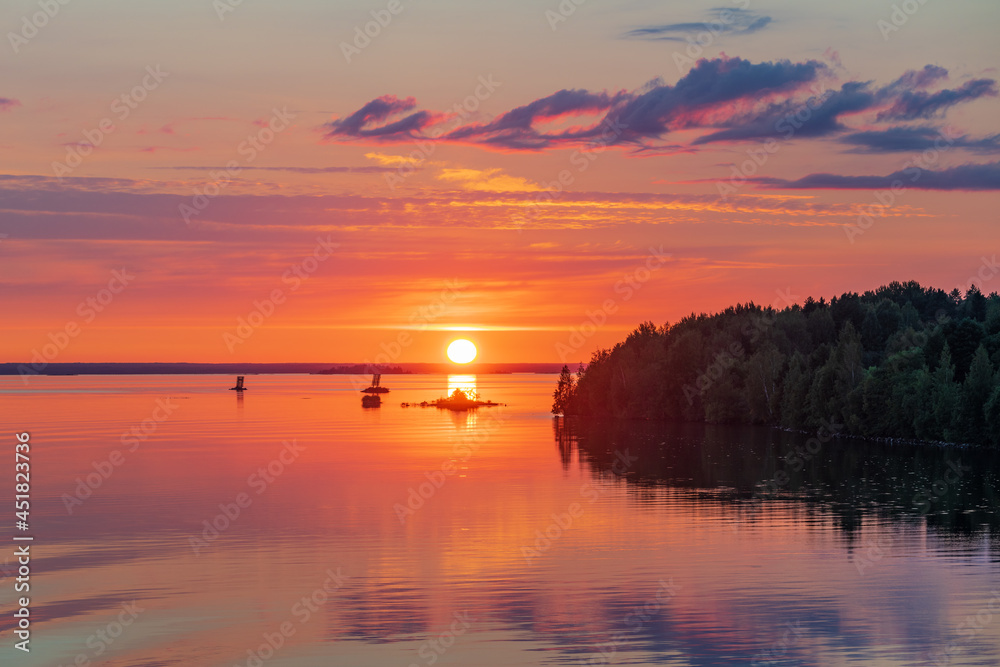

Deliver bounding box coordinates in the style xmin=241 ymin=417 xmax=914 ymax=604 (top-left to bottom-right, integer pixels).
xmin=324 ymin=59 xmax=998 ymax=155
xmin=436 ymin=167 xmax=545 ymax=193
xmin=0 ymin=173 xmax=160 ymax=193
xmin=139 ymin=146 xmax=200 ymax=154
xmin=0 ymin=172 xmax=869 ymax=243
xmin=692 ymin=68 xmax=998 ymax=145
xmin=327 ymin=57 xmax=826 ymax=152
xmin=692 ymin=81 xmax=873 ymax=144
xmin=364 ymin=152 xmax=423 ymax=167
xmin=324 ymin=95 xmax=441 ymax=141
xmin=840 ymin=127 xmax=1000 ymax=154
xmin=0 ymin=98 xmax=21 ymax=111
xmin=752 ymin=161 xmax=1000 ymax=190
xmin=611 ymin=57 xmax=823 ymax=140
xmin=161 ymin=165 xmax=396 ymax=174
xmin=877 ymin=78 xmax=998 ymax=121
xmin=885 ymin=64 xmax=949 ymax=91
xmin=137 ymin=124 xmax=176 ymax=136
xmin=622 ymin=8 xmax=772 ymax=42
xmin=445 ymin=89 xmax=623 ymax=150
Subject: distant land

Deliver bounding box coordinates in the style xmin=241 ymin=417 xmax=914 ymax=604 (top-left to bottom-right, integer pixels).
xmin=0 ymin=362 xmax=566 ymax=376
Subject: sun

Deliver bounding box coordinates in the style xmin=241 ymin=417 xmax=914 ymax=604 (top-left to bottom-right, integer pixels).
xmin=447 ymin=339 xmax=478 ymax=364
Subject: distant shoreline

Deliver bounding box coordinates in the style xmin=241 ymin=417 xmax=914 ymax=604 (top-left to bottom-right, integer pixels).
xmin=0 ymin=362 xmax=566 ymax=376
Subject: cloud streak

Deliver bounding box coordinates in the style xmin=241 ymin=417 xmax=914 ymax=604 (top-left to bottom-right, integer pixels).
xmin=752 ymin=161 xmax=1000 ymax=191
xmin=161 ymin=165 xmax=398 ymax=174
xmin=0 ymin=172 xmax=874 ymax=243
xmin=840 ymin=127 xmax=1000 ymax=154
xmin=622 ymin=8 xmax=773 ymax=42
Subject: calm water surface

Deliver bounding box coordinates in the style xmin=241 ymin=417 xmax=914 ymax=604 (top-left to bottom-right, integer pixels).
xmin=0 ymin=374 xmax=998 ymax=666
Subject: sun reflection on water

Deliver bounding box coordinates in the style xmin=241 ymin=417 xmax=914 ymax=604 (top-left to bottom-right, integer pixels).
xmin=447 ymin=374 xmax=477 ymax=398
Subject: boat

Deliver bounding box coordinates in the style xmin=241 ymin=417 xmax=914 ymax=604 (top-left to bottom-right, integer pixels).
xmin=229 ymin=376 xmax=247 ymax=392
xmin=361 ymin=373 xmax=389 ymax=407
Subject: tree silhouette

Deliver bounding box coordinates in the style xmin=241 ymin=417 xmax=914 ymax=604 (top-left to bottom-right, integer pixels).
xmin=551 ymin=365 xmax=575 ymax=415
xmin=558 ymin=282 xmax=1000 ymax=446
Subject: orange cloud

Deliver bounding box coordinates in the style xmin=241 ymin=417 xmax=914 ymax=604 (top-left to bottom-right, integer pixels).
xmin=436 ymin=167 xmax=545 ymax=193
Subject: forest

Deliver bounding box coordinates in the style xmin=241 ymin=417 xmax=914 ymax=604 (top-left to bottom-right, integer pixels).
xmin=553 ymin=281 xmax=1000 ymax=446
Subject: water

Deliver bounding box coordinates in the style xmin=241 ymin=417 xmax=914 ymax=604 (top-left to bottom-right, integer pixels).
xmin=0 ymin=374 xmax=998 ymax=666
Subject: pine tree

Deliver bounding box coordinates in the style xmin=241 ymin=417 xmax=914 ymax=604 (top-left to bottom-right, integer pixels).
xmin=833 ymin=322 xmax=865 ymax=429
xmin=931 ymin=344 xmax=959 ymax=441
xmin=552 ymin=365 xmax=576 ymax=415
xmin=959 ymin=345 xmax=994 ymax=443
xmin=912 ymin=368 xmax=936 ymax=440
xmin=984 ymin=385 xmax=1000 ymax=447
xmin=901 ymin=302 xmax=921 ymax=330
xmin=949 ymin=318 xmax=985 ymax=381
xmin=780 ymin=352 xmax=810 ymax=429
xmin=745 ymin=343 xmax=785 ymax=423
xmin=861 ymin=306 xmax=883 ymax=354
xmin=965 ymin=285 xmax=987 ymax=321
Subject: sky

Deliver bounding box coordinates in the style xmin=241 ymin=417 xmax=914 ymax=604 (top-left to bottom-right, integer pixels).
xmin=1 ymin=0 xmax=998 ymax=364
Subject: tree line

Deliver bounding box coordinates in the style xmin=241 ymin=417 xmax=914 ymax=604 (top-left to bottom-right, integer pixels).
xmin=553 ymin=281 xmax=1000 ymax=446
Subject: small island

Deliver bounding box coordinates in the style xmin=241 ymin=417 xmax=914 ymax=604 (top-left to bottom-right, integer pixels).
xmin=361 ymin=373 xmax=390 ymax=408
xmin=403 ymin=388 xmax=504 ymax=411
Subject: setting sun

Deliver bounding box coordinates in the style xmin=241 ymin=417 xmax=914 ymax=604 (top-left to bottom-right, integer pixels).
xmin=447 ymin=339 xmax=478 ymax=364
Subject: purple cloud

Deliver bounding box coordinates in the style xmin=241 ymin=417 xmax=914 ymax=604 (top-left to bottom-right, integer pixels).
xmin=327 ymin=57 xmax=826 ymax=151
xmin=884 ymin=65 xmax=949 ymax=91
xmin=623 ymin=8 xmax=773 ymax=42
xmin=324 ymin=95 xmax=441 ymax=140
xmin=444 ymin=89 xmax=623 ymax=150
xmin=878 ymin=79 xmax=998 ymax=121
xmin=840 ymin=127 xmax=1000 ymax=154
xmin=752 ymin=161 xmax=1000 ymax=191
xmin=694 ymin=69 xmax=997 ymax=145
xmin=323 ymin=59 xmax=997 ymax=154
xmin=692 ymin=81 xmax=874 ymax=144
